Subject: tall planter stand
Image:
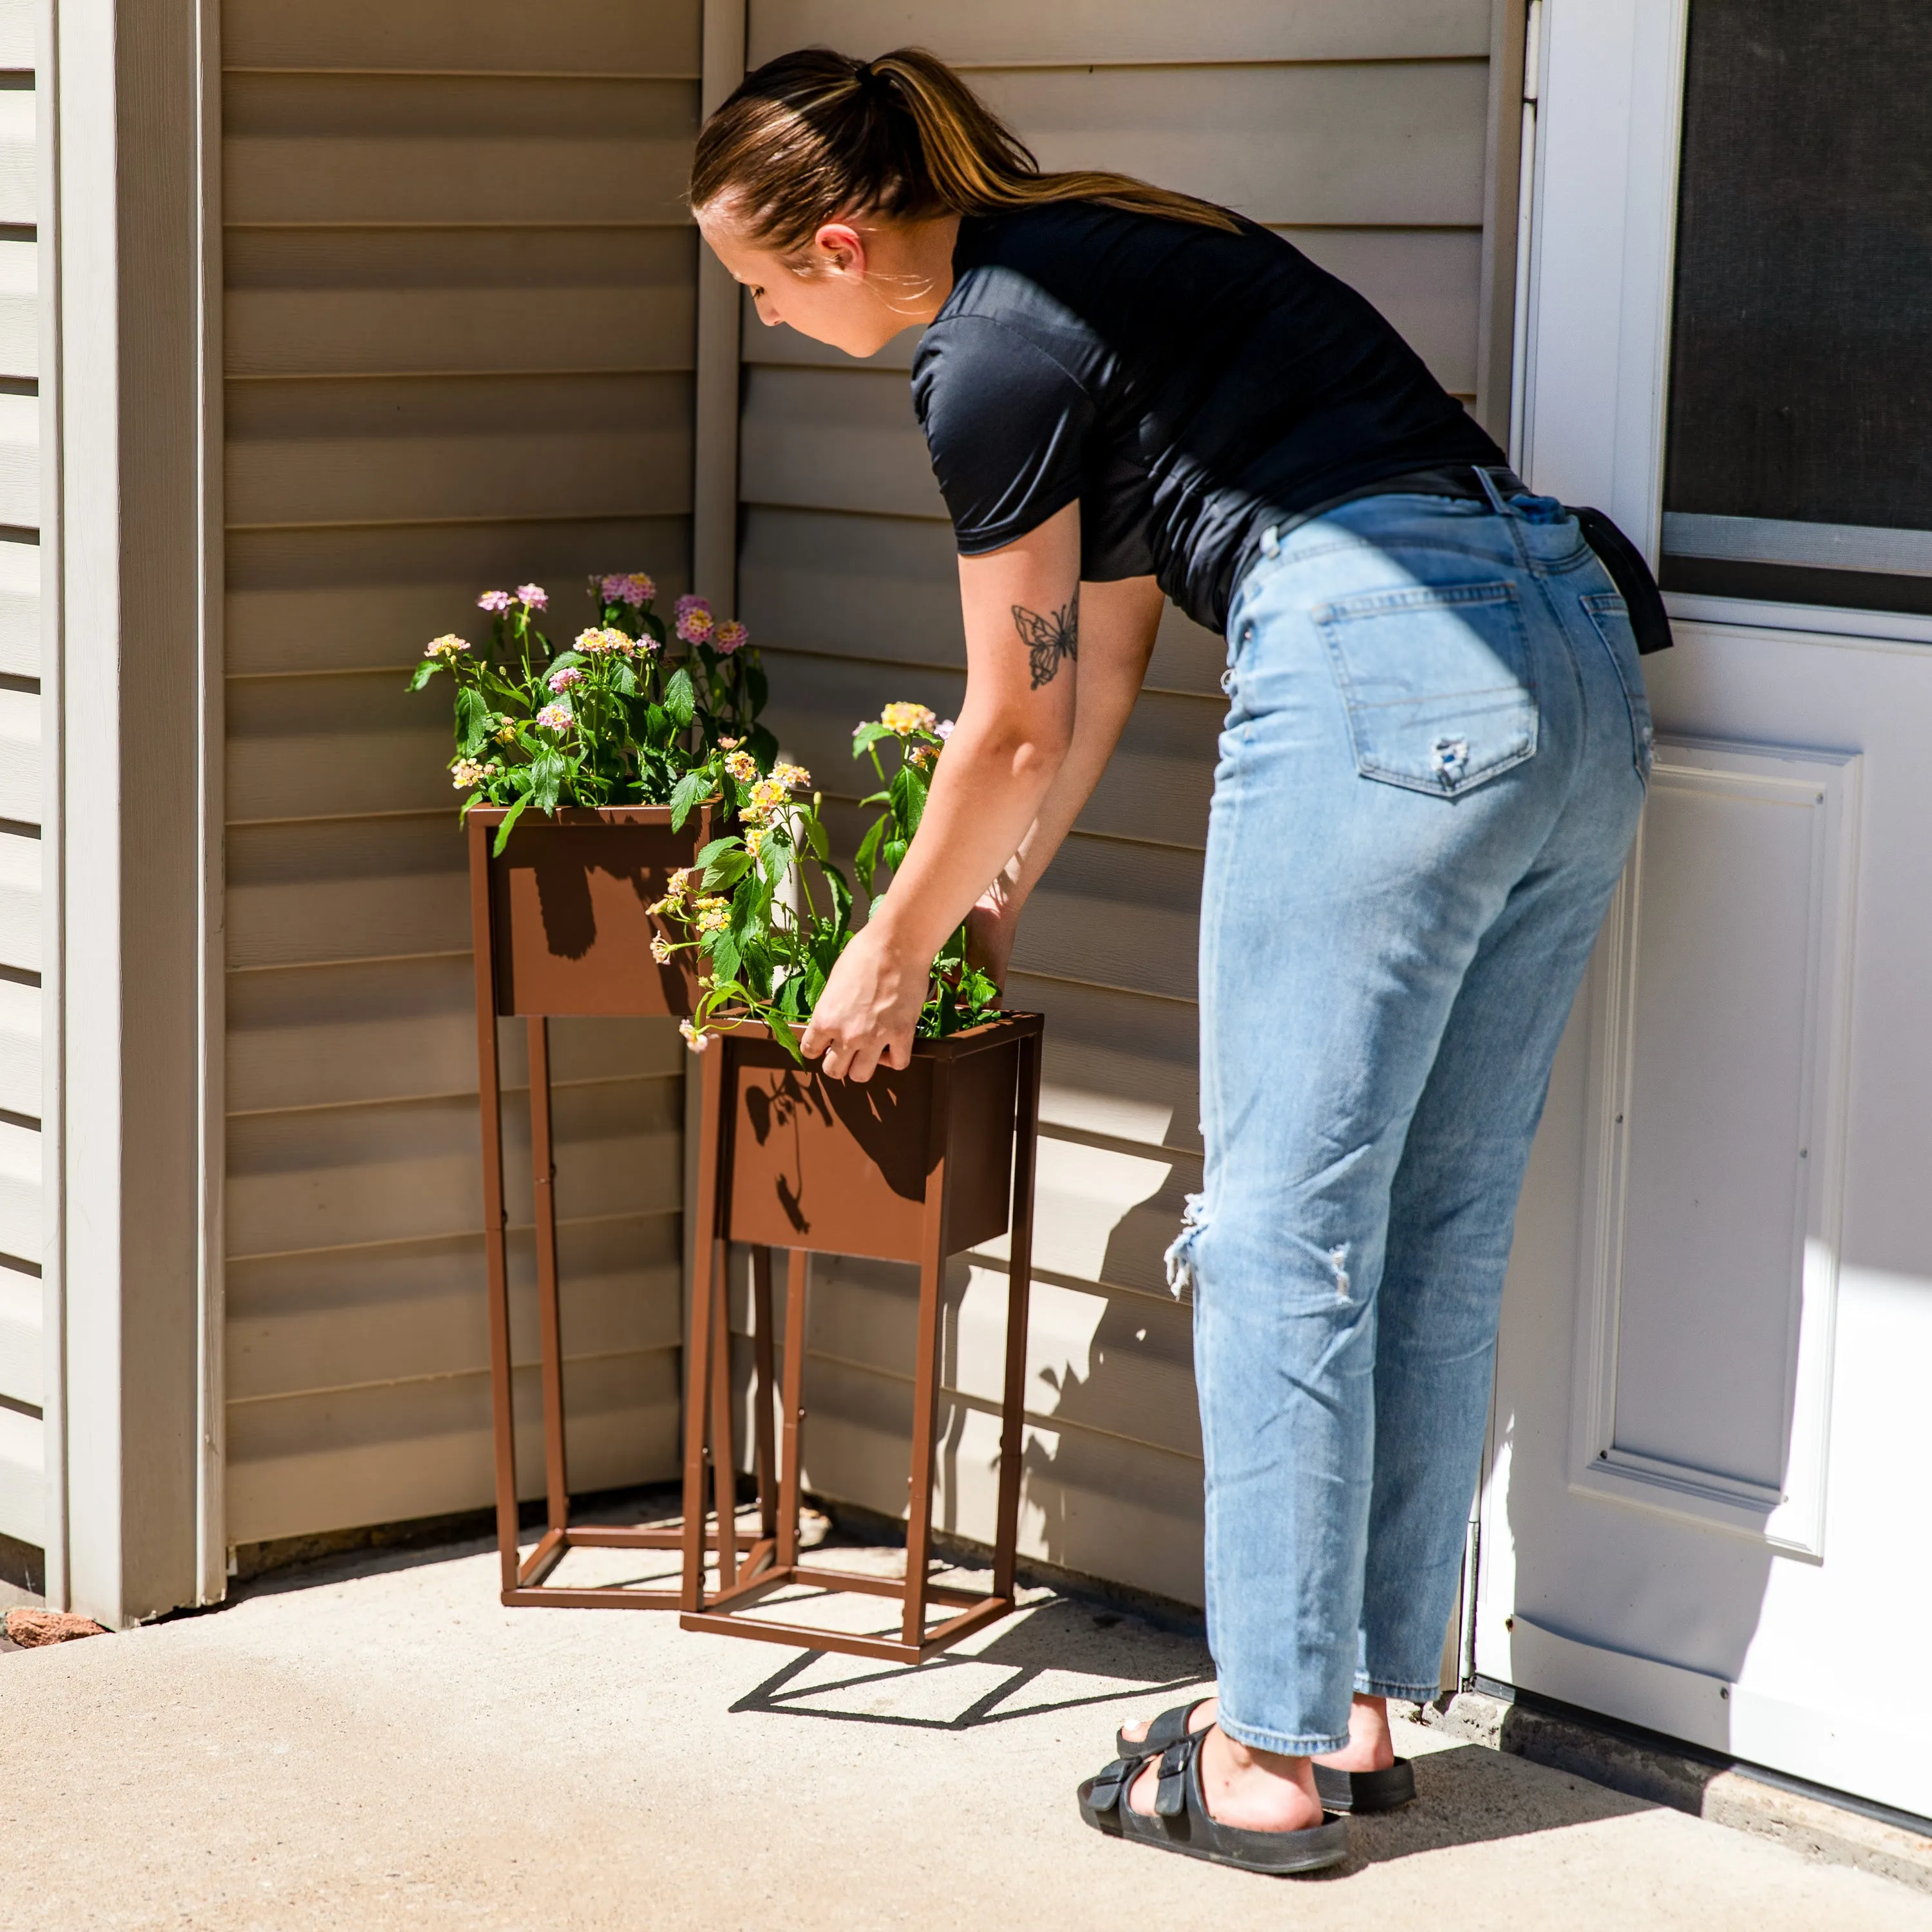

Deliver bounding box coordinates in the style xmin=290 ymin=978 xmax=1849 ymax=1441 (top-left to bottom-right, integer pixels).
xmin=679 ymin=1012 xmax=1044 ymax=1662
xmin=467 ymin=803 xmax=777 ymax=1607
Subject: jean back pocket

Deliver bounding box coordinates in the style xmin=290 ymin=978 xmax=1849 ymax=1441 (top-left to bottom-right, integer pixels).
xmin=1315 ymin=580 xmax=1537 ymax=797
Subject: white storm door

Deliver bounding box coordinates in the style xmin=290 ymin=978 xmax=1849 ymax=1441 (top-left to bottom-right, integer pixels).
xmin=1477 ymin=0 xmax=1932 ymax=1820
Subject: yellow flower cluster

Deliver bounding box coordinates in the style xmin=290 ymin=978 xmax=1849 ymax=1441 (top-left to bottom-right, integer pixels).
xmin=449 ymin=757 xmax=503 ymax=789
xmin=574 ymin=626 xmax=638 ymax=658
xmin=741 ymin=773 xmax=805 ymax=826
xmin=772 ymin=761 xmax=811 ymax=790
xmin=694 ymin=896 xmax=731 ymax=934
xmin=907 ymin=744 xmax=936 ymax=771
xmin=880 ymin=701 xmax=936 ymax=736
xmin=723 ymin=749 xmax=759 ymax=783
xmin=647 ymin=866 xmax=698 ymax=919
xmin=424 ymin=634 xmax=470 ymax=660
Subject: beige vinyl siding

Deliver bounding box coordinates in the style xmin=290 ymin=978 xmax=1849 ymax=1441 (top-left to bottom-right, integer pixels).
xmin=0 ymin=0 xmax=39 ymax=1551
xmin=737 ymin=1 xmax=1508 ymax=1604
xmin=221 ymin=0 xmax=703 ymax=1548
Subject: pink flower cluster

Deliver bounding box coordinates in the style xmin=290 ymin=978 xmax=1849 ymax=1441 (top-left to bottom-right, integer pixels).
xmin=478 ymin=584 xmax=548 ymax=613
xmin=714 ymin=619 xmax=748 ymax=655
xmin=599 ymin=571 xmax=656 ymax=609
xmin=534 ymin=703 xmax=573 ymax=733
xmin=675 ymin=594 xmax=714 ymax=645
xmin=546 ymin=666 xmax=584 ymax=693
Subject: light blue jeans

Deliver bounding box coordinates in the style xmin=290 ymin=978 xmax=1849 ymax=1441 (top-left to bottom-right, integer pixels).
xmin=1168 ymin=482 xmax=1651 ymax=1754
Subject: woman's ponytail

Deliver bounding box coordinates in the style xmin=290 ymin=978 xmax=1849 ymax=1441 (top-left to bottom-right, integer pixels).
xmin=690 ymin=46 xmax=1238 ymax=257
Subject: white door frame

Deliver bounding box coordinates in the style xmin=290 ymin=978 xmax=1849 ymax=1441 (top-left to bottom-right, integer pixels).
xmin=1482 ymin=0 xmax=1932 ymax=1819
xmin=39 ymin=0 xmax=225 ymax=1625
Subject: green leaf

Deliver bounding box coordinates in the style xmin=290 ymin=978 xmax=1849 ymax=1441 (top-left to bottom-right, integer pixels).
xmin=695 ymin=836 xmax=739 ymax=867
xmin=664 ymin=667 xmax=696 ymax=728
xmin=455 ymin=685 xmax=491 ymax=755
xmin=853 ymin=817 xmax=884 ymax=895
xmin=744 ymin=661 xmax=769 ymax=716
xmin=764 ymin=1010 xmax=804 ymax=1063
xmin=407 ymin=659 xmax=444 ymax=692
xmin=889 ymin=764 xmax=926 ymax=841
xmin=801 ymin=813 xmax=829 ymax=861
xmin=703 ymin=850 xmax=753 ymax=891
xmin=610 ymin=657 xmax=638 ymax=698
xmin=668 ymin=769 xmax=708 ymax=831
xmin=490 ymin=791 xmax=533 ymax=856
xmin=529 ymin=750 xmax=567 ymax=815
xmin=748 ymin=724 xmax=779 ymax=770
xmin=820 ymin=861 xmax=853 ymax=937
xmin=882 ymin=837 xmax=907 ymax=876
xmin=851 ymin=721 xmax=891 ymax=757
xmin=709 ymin=933 xmax=741 ymax=985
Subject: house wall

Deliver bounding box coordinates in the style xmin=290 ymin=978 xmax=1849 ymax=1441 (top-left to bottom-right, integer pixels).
xmin=0 ymin=0 xmax=41 ymax=1558
xmin=218 ymin=0 xmax=706 ymax=1551
xmin=731 ymin=0 xmax=1521 ymax=1604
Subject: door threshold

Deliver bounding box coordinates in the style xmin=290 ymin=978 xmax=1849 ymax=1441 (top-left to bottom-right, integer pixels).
xmin=1420 ymin=1680 xmax=1932 ymax=1896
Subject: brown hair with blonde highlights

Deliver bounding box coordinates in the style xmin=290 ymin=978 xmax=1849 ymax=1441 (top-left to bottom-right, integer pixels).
xmin=690 ymin=46 xmax=1239 ymax=256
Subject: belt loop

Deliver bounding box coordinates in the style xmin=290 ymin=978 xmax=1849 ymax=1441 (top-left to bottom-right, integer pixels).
xmin=1473 ymin=466 xmax=1514 ymax=515
xmin=1260 ymin=523 xmax=1281 ymax=558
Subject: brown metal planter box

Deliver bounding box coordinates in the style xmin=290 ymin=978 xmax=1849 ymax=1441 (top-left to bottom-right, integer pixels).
xmin=679 ymin=1011 xmax=1044 ymax=1663
xmin=465 ymin=802 xmax=779 ymax=1609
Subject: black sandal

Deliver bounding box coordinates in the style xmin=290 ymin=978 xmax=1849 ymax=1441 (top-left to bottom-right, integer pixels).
xmin=1117 ymin=1700 xmax=1416 ymax=1814
xmin=1077 ymin=1731 xmax=1350 ymax=1877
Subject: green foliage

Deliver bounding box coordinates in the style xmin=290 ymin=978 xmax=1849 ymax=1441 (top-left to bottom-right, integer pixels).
xmin=656 ymin=705 xmax=1001 ymax=1059
xmin=408 ymin=579 xmax=768 ymax=856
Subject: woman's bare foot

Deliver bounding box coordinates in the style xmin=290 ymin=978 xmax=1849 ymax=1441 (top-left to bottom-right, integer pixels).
xmin=1124 ymin=1725 xmax=1326 ymax=1832
xmin=1119 ymin=1692 xmax=1396 ymax=1774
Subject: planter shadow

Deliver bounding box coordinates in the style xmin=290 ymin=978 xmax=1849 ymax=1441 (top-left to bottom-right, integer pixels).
xmin=679 ymin=1013 xmax=1045 ymax=1664
xmin=465 ymin=802 xmax=775 ymax=1609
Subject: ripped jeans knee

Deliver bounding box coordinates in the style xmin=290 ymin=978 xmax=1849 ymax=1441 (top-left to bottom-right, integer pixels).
xmin=1165 ymin=1191 xmax=1208 ymax=1295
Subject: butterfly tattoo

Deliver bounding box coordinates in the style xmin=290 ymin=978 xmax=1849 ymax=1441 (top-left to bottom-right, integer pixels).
xmin=1012 ymin=587 xmax=1079 ymax=690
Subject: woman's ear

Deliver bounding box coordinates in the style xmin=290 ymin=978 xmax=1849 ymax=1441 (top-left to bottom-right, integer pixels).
xmin=811 ymin=222 xmax=869 ymax=279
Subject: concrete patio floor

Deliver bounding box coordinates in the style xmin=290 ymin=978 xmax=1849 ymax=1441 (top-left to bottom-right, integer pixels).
xmin=6 ymin=1524 xmax=1929 ymax=1931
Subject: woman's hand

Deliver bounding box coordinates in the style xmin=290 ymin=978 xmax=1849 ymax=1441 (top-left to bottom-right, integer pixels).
xmin=799 ymin=921 xmax=926 ymax=1083
xmin=963 ymin=886 xmax=1021 ymax=990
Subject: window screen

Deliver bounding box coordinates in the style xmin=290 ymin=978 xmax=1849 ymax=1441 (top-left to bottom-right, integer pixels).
xmin=1661 ymin=2 xmax=1932 ymax=615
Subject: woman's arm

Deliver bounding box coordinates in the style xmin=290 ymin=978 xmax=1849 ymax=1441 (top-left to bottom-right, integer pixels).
xmin=965 ymin=573 xmax=1164 ymax=986
xmin=801 ymin=498 xmax=1103 ymax=1081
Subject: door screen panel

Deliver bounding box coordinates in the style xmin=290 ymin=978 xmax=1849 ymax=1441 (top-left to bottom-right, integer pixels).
xmin=1660 ymin=2 xmax=1932 ymax=614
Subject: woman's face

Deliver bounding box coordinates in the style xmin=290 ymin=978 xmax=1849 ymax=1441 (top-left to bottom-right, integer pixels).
xmin=697 ymin=211 xmax=926 ymax=359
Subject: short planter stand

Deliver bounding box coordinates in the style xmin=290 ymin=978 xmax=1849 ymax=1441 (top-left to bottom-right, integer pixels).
xmin=678 ymin=1012 xmax=1043 ymax=1662
xmin=467 ymin=803 xmax=778 ymax=1607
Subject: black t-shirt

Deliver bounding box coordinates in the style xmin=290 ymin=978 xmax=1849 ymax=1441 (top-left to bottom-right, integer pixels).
xmin=911 ymin=203 xmax=1504 ymax=634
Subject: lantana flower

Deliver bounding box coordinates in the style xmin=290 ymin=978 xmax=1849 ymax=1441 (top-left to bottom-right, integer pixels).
xmin=936 ymin=719 xmax=956 ymax=740
xmin=650 ymin=934 xmax=673 ymax=963
xmin=451 ymin=758 xmax=487 ymax=788
xmin=676 ymin=594 xmax=714 ymax=644
xmin=477 ymin=591 xmax=515 ymax=614
xmin=576 ymin=626 xmax=636 ymax=658
xmin=599 ymin=571 xmax=656 ymax=608
xmin=516 ymin=583 xmax=548 ymax=610
xmin=713 ymin=620 xmax=748 ymax=655
xmin=724 ymin=749 xmax=759 ymax=784
xmin=535 ymin=703 xmax=574 ymax=733
xmin=880 ymin=701 xmax=938 ymax=736
xmin=424 ymin=633 xmax=471 ymax=660
xmin=772 ymin=762 xmax=811 ymax=790
xmin=679 ymin=1019 xmax=710 ymax=1053
xmin=546 ymin=665 xmax=585 ymax=693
